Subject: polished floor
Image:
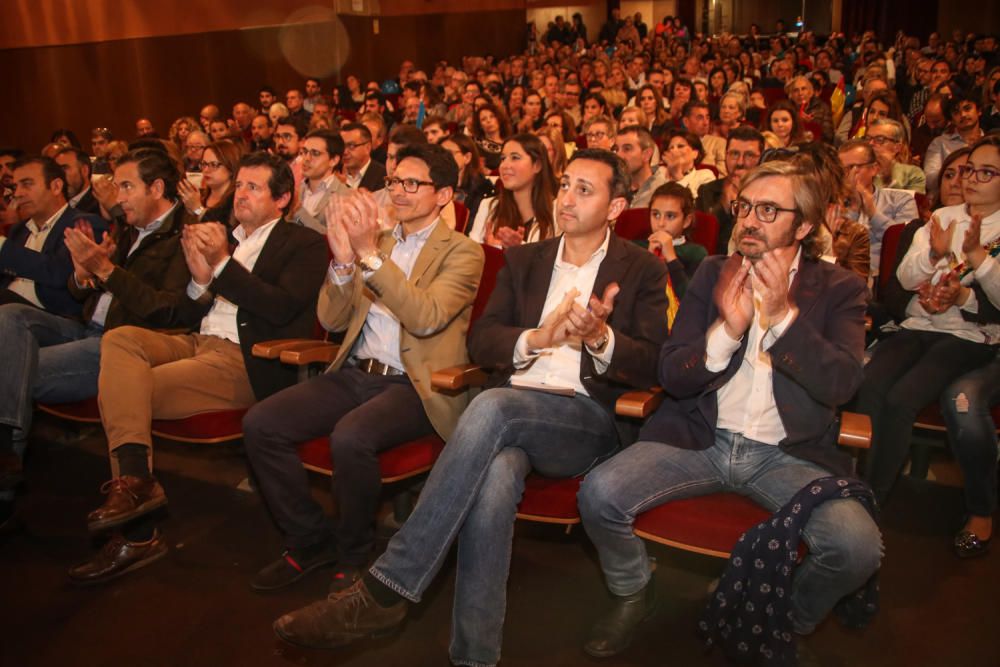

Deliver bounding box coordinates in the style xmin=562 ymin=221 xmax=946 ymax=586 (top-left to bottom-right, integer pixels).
xmin=1 ymin=417 xmax=997 ymax=667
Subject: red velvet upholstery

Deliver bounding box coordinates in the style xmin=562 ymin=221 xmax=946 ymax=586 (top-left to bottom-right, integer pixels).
xmin=472 ymin=244 xmax=505 ymax=325
xmin=877 ymin=223 xmax=906 ymax=296
xmin=151 ymin=409 xmax=247 ymax=443
xmin=297 ymin=434 xmax=445 ymax=482
xmin=633 ymin=493 xmax=773 ymax=558
xmin=516 ymin=475 xmax=582 ymax=523
xmin=690 ymin=211 xmax=719 ymax=255
xmin=614 ymin=207 xmax=651 ymax=241
xmin=454 ymin=200 xmax=470 ymax=235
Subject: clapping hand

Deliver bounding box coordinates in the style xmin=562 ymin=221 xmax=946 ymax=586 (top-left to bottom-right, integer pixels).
xmin=527 ymin=287 xmax=580 ymax=350
xmin=566 ymin=283 xmax=619 ymax=349
xmin=962 ymin=213 xmax=986 ymax=269
xmin=494 ymin=225 xmax=526 ymax=249
xmin=928 ymin=214 xmax=954 ymax=262
xmin=715 ymin=255 xmax=754 ymax=339
xmin=180 ymin=224 xmax=214 ymax=285
xmin=64 ymin=220 xmax=116 ymax=282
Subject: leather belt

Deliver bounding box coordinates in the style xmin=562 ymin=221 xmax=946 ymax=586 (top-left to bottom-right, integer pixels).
xmin=354 ymin=358 xmax=407 ymax=377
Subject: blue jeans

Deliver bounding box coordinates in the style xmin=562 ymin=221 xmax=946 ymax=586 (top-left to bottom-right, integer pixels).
xmin=369 ymin=387 xmax=620 ymax=667
xmin=578 ymin=429 xmax=883 ymax=635
xmin=0 ymin=304 xmax=103 ymax=457
xmin=940 ymin=358 xmax=1000 ymax=517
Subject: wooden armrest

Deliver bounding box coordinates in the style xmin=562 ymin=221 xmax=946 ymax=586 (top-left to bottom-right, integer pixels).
xmin=615 ymin=388 xmax=663 ymax=419
xmin=279 ymin=343 xmax=341 ymax=365
xmin=252 ymin=338 xmax=322 ymax=359
xmin=431 ymin=364 xmax=487 ymax=391
xmin=837 ymin=411 xmax=871 ymax=449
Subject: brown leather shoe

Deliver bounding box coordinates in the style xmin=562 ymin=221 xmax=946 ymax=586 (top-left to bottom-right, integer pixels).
xmin=68 ymin=530 xmax=168 ymax=585
xmin=87 ymin=475 xmax=167 ymax=532
xmin=273 ymin=579 xmax=407 ymax=649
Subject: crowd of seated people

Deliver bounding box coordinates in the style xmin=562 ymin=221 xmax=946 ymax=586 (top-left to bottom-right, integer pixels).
xmin=1 ymin=16 xmax=999 ymax=667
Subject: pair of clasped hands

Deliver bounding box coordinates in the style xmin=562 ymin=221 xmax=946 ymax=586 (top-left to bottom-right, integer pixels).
xmin=526 ymin=283 xmax=620 ymax=352
xmin=714 ymin=248 xmax=795 ymax=340
xmin=919 ymin=213 xmax=985 ymax=315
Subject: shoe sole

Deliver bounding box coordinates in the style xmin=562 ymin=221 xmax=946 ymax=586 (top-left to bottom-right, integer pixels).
xmin=582 ymin=600 xmax=659 ymax=658
xmin=250 ymin=556 xmax=340 ymax=593
xmin=68 ymin=545 xmax=169 ymax=586
xmin=273 ymin=621 xmax=402 ymax=650
xmin=87 ymin=497 xmax=168 ymax=532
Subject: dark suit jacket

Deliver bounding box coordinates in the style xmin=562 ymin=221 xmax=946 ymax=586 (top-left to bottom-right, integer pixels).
xmin=73 ymin=188 xmax=102 ymax=216
xmin=0 ymin=205 xmax=107 ymax=317
xmin=640 ymin=255 xmax=868 ymax=476
xmin=359 ymin=159 xmax=387 ymax=192
xmin=696 ymin=178 xmax=735 ymax=255
xmin=469 ymin=233 xmax=670 ymax=439
xmin=68 ymin=205 xmax=198 ymax=330
xmin=181 ymin=221 xmax=329 ymax=401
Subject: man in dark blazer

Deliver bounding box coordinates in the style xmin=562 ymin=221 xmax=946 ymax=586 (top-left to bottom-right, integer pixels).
xmin=54 ymin=146 xmax=102 ymax=216
xmin=342 ymin=122 xmax=387 ymax=193
xmin=696 ymin=126 xmax=765 ymax=255
xmin=0 ymin=148 xmax=197 ymax=529
xmin=0 ymin=155 xmax=106 ymax=316
xmin=270 ymin=149 xmax=670 ymax=667
xmin=577 ymin=161 xmax=883 ymax=658
xmin=69 ymin=152 xmax=328 ymax=585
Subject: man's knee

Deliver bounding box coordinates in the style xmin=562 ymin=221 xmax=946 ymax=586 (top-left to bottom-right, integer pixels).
xmin=807 ymin=500 xmax=882 ymax=576
xmin=242 ymin=400 xmax=285 ymax=448
xmin=101 ymin=325 xmax=148 ymax=357
xmin=477 ymin=448 xmax=530 ymax=511
xmin=578 ymin=462 xmax=622 ymax=523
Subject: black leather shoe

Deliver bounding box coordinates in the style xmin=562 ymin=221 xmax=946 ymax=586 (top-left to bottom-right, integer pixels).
xmin=68 ymin=530 xmax=168 ymax=585
xmin=273 ymin=579 xmax=407 ymax=649
xmin=251 ymin=541 xmax=339 ymax=593
xmin=954 ymin=529 xmax=991 ymax=558
xmin=583 ymin=575 xmax=657 ymax=658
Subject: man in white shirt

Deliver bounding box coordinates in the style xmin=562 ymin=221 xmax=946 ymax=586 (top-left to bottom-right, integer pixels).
xmin=270 ymin=149 xmax=669 ymax=667
xmin=290 ymin=129 xmax=348 ymax=233
xmin=54 ymin=147 xmax=101 ymax=216
xmin=69 ymin=152 xmax=328 ymax=585
xmin=577 ymin=161 xmax=881 ymax=658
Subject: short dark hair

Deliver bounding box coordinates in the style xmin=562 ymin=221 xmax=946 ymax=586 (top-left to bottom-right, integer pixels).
xmin=237 ymin=151 xmax=295 ymax=215
xmin=666 ymin=128 xmax=705 ymax=163
xmin=395 ymin=143 xmax=458 ymax=190
xmin=92 ymin=127 xmax=113 ymax=141
xmin=50 ymin=129 xmax=82 ymax=149
xmin=305 ymin=77 xmax=321 ymax=87
xmin=388 ymin=124 xmax=428 ymax=147
xmin=55 ymin=146 xmax=93 ymax=177
xmin=650 ymin=182 xmax=695 ymax=218
xmin=304 ymin=129 xmax=345 ymax=159
xmin=422 ymin=115 xmax=448 ymax=132
xmin=275 ymin=115 xmax=309 ymax=140
xmin=0 ymin=147 xmax=25 ymax=161
xmin=259 ymin=85 xmax=276 ymax=95
xmin=945 ymin=92 xmax=980 ymax=118
xmin=11 ymin=155 xmax=68 ymax=199
xmin=364 ymin=91 xmax=385 ymax=108
xmin=726 ymin=126 xmax=766 ymax=154
xmin=567 ymin=148 xmax=630 ymax=199
xmin=682 ymin=100 xmax=710 ymax=118
xmin=116 ymin=148 xmax=181 ymax=200
xmin=342 ymin=122 xmax=373 ymax=143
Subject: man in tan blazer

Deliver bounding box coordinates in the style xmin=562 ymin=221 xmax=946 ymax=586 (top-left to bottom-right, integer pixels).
xmin=242 ymin=142 xmax=484 ymax=593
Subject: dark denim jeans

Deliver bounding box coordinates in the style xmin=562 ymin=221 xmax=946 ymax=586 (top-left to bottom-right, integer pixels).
xmin=369 ymin=387 xmax=620 ymax=667
xmin=578 ymin=429 xmax=883 ymax=635
xmin=940 ymin=357 xmax=1000 ymax=517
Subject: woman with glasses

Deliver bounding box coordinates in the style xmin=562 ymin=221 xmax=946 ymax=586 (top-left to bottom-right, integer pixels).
xmin=858 ymin=135 xmax=1000 ymax=514
xmin=868 ymin=118 xmax=926 ymax=193
xmin=177 ymin=139 xmax=244 ymax=225
xmin=441 ymin=134 xmax=494 ymax=227
xmin=467 ymin=134 xmax=557 ymax=249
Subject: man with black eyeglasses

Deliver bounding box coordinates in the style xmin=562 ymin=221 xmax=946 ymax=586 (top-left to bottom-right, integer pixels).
xmin=341 ymin=122 xmax=387 ymax=192
xmin=838 ymin=139 xmax=918 ymax=274
xmin=696 ymin=126 xmax=765 ymax=255
xmin=242 ymin=142 xmax=483 ymax=595
xmin=578 ymin=160 xmax=881 ymax=662
xmin=290 ymin=129 xmax=348 ymax=233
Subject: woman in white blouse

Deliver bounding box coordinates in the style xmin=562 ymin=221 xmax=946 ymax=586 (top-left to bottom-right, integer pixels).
xmin=661 ymin=129 xmax=716 ymax=197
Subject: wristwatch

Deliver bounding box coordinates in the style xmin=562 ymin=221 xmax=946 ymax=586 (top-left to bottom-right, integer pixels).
xmin=586 ymin=330 xmax=610 ymax=355
xmin=358 ymin=251 xmax=387 ymax=274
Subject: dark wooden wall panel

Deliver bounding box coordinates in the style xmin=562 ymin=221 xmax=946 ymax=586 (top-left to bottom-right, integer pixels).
xmin=0 ymin=11 xmax=525 ymax=151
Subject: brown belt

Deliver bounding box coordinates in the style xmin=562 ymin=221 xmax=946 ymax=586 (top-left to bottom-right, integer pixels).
xmin=353 ymin=358 xmax=407 ymax=377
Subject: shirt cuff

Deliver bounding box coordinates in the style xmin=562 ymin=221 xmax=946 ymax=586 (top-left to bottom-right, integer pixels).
xmin=974 ymin=255 xmax=998 ymax=283
xmin=705 ymin=319 xmax=743 ymax=372
xmin=588 ymin=328 xmax=616 ymax=374
xmin=212 ymin=255 xmax=231 ymax=279
xmin=187 ymin=278 xmax=210 ymax=299
xmin=513 ymin=329 xmax=541 ymax=368
xmin=960 ymin=287 xmax=979 ymax=314
xmin=762 ymin=307 xmax=797 ymax=350
xmin=328 ymin=261 xmax=356 ymax=285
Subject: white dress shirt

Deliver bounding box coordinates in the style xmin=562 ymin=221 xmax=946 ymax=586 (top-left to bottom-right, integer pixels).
xmin=331 ymin=219 xmax=440 ymax=372
xmin=511 ymin=231 xmax=616 ymax=396
xmin=346 ymin=159 xmax=372 ymax=190
xmin=708 ymin=250 xmax=802 ymax=445
xmin=8 ymin=204 xmax=67 ymax=307
xmin=188 ymin=218 xmax=281 ymax=344
xmin=300 ymin=175 xmax=339 ymax=218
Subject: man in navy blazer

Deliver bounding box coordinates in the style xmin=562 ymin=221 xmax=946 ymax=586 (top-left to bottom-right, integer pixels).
xmin=578 ymin=161 xmax=883 ymax=659
xmin=0 ymin=155 xmax=105 ymax=317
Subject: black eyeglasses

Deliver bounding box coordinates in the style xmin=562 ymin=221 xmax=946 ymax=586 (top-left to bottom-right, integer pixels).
xmin=384 ymin=177 xmax=435 ymax=193
xmin=299 ymin=148 xmax=327 ymax=158
xmin=866 ymin=135 xmax=898 ymax=146
xmin=958 ymin=164 xmax=1000 ymax=183
xmin=730 ymin=199 xmax=797 ymax=223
